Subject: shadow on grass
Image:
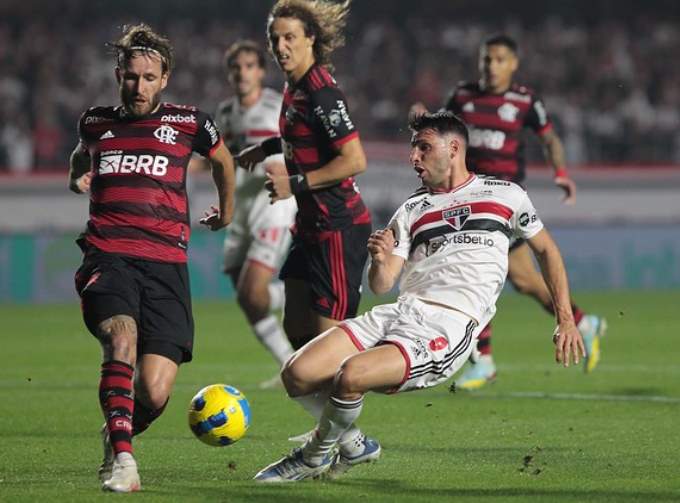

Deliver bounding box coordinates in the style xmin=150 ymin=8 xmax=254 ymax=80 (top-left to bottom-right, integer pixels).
xmin=147 ymin=478 xmax=680 ymax=503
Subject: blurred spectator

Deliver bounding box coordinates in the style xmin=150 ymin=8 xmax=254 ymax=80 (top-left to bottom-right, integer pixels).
xmin=0 ymin=0 xmax=678 ymax=172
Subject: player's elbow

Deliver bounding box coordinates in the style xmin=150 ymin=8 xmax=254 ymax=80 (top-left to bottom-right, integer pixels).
xmin=352 ymin=150 xmax=367 ymax=176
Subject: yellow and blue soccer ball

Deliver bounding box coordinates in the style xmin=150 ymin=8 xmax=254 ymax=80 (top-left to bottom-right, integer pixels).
xmin=188 ymin=384 xmax=251 ymax=446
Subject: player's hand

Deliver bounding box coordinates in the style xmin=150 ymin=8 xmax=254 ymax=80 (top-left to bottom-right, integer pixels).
xmin=264 ymin=172 xmax=293 ymax=203
xmin=199 ymin=205 xmax=230 ymax=231
xmin=71 ymin=172 xmax=93 ymax=194
xmin=552 ymin=322 xmax=585 ymax=367
xmin=554 ymin=175 xmax=576 ymax=205
xmin=409 ymin=102 xmax=428 ymax=118
xmin=367 ymin=228 xmax=396 ymax=264
xmin=235 ymin=144 xmax=267 ymax=171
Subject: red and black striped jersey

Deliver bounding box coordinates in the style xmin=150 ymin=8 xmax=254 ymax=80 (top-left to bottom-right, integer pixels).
xmin=280 ymin=64 xmax=370 ymax=238
xmin=77 ymin=103 xmax=223 ymax=263
xmin=445 ymin=82 xmax=553 ymax=184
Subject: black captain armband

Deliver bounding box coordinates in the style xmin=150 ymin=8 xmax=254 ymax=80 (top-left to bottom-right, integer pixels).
xmin=289 ymin=174 xmax=310 ymax=195
xmin=261 ymin=137 xmax=283 ymax=156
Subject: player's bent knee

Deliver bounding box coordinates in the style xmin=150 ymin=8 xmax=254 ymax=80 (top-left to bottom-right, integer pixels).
xmin=281 ymin=360 xmax=315 ymax=397
xmin=136 ymin=376 xmax=172 ymax=410
xmin=236 ymin=286 xmax=269 ymax=318
xmin=334 ymin=360 xmax=366 ymax=396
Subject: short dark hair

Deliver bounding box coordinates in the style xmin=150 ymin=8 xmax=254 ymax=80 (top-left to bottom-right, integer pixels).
xmin=224 ymin=39 xmax=266 ymax=70
xmin=111 ymin=23 xmax=174 ymax=74
xmin=409 ymin=111 xmax=469 ymax=145
xmin=483 ymin=33 xmax=518 ymax=55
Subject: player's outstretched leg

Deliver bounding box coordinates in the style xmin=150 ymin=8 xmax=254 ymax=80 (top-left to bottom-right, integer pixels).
xmin=454 ymin=324 xmax=497 ymax=391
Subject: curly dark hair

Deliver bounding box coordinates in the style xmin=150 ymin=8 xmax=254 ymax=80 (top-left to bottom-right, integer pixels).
xmin=111 ymin=23 xmax=174 ymax=74
xmin=268 ymin=0 xmax=351 ymax=68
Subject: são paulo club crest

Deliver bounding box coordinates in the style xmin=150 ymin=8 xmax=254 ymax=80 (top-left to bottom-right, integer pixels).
xmin=442 ymin=206 xmax=470 ymax=230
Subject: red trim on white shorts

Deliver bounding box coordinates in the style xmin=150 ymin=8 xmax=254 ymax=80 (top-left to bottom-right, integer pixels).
xmin=338 ymin=324 xmax=365 ymax=351
xmin=379 ymin=340 xmax=411 ymax=392
xmin=245 ymin=258 xmax=277 ymax=273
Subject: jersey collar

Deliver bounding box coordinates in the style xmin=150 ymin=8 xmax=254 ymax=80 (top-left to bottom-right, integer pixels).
xmin=428 ymin=173 xmax=476 ymax=194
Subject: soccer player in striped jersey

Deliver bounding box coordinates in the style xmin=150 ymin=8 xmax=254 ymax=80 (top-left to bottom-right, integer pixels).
xmin=68 ymin=24 xmax=235 ymax=492
xmin=253 ymin=111 xmax=585 ymax=482
xmin=413 ymin=34 xmax=606 ymax=389
xmin=237 ymin=2 xmax=371 ymax=353
xmin=214 ymin=40 xmax=296 ymax=388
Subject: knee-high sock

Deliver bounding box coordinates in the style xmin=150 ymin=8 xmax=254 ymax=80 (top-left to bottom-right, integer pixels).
xmin=303 ymin=396 xmax=364 ymax=465
xmin=99 ymin=360 xmax=134 ymax=455
xmin=293 ymin=392 xmax=361 ymax=446
xmin=477 ymin=323 xmax=492 ymax=356
xmin=268 ymin=282 xmax=285 ymax=312
xmin=252 ymin=315 xmax=293 ymax=365
xmin=132 ymin=397 xmax=168 ymax=437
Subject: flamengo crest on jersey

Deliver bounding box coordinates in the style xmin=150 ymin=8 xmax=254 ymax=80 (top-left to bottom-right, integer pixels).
xmin=445 ymin=82 xmax=553 ymax=184
xmin=77 ymin=103 xmax=223 ymax=263
xmin=388 ymin=174 xmax=543 ymax=323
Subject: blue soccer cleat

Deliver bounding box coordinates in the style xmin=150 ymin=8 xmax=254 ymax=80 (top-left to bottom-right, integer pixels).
xmin=454 ymin=356 xmax=497 ymax=391
xmin=578 ymin=315 xmax=607 ymax=373
xmin=327 ymin=435 xmax=382 ymax=478
xmin=253 ymin=447 xmax=336 ymax=483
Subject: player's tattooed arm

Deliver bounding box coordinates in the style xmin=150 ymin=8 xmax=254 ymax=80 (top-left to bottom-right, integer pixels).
xmin=527 ymin=228 xmax=585 ymax=367
xmin=68 ymin=142 xmax=92 ymax=194
xmin=201 ymin=143 xmax=236 ymax=231
xmin=367 ymin=228 xmax=404 ymax=295
xmin=540 ymin=129 xmax=576 ymax=205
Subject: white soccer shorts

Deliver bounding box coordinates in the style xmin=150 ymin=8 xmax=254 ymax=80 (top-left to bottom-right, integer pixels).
xmin=223 ymin=190 xmax=296 ymax=273
xmin=339 ymin=296 xmax=479 ymax=393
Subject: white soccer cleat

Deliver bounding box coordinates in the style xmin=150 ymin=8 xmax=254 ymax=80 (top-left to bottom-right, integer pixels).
xmin=98 ymin=424 xmax=114 ymax=483
xmin=102 ymin=452 xmax=141 ymax=493
xmin=327 ymin=435 xmax=381 ymax=478
xmin=253 ymin=447 xmax=336 ymax=483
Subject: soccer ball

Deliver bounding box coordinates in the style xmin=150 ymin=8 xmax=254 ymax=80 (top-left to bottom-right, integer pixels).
xmin=188 ymin=384 xmax=251 ymax=446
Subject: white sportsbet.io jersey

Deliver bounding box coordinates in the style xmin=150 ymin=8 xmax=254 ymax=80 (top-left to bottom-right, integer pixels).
xmin=215 ymin=87 xmax=283 ymax=198
xmin=389 ymin=174 xmax=544 ymax=324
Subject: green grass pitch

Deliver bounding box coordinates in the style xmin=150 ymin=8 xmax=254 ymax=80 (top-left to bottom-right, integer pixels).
xmin=1 ymin=291 xmax=679 ymax=502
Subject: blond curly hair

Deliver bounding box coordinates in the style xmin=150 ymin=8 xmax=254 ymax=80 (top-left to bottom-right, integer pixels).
xmin=268 ymin=0 xmax=351 ymax=68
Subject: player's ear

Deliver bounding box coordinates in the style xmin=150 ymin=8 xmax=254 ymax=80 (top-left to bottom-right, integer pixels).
xmin=449 ymin=137 xmax=461 ymax=158
xmin=160 ymin=71 xmax=169 ymax=90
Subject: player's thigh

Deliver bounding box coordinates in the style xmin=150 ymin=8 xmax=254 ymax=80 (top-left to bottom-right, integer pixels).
xmin=282 ymin=278 xmax=315 ymax=334
xmin=135 ymin=353 xmax=179 ymax=407
xmin=508 ymin=241 xmax=545 ymax=289
xmin=237 ymin=260 xmax=276 ymax=298
xmin=336 ymin=344 xmax=407 ymax=395
xmin=285 ymin=326 xmax=360 ymax=389
xmin=75 ymin=249 xmax=140 ymax=342
xmin=138 ymin=262 xmax=195 ymax=365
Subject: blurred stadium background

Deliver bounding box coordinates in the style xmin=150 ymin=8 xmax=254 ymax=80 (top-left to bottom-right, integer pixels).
xmin=1 ymin=0 xmax=680 ymax=302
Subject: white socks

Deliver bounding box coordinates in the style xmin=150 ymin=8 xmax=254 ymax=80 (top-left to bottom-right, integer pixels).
xmin=303 ymin=396 xmax=364 ymax=465
xmin=252 ymin=315 xmax=293 ymax=365
xmin=268 ymin=282 xmax=286 ymax=312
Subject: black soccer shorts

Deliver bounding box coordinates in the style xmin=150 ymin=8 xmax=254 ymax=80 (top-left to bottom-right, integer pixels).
xmin=279 ymin=223 xmax=371 ymax=320
xmin=74 ymin=247 xmax=194 ymax=364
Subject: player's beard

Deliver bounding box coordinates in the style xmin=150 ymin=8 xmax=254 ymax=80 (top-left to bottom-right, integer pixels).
xmin=121 ymin=88 xmax=162 ymax=118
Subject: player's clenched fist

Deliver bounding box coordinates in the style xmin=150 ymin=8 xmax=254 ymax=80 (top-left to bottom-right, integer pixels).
xmin=367 ymin=228 xmax=395 ymax=264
